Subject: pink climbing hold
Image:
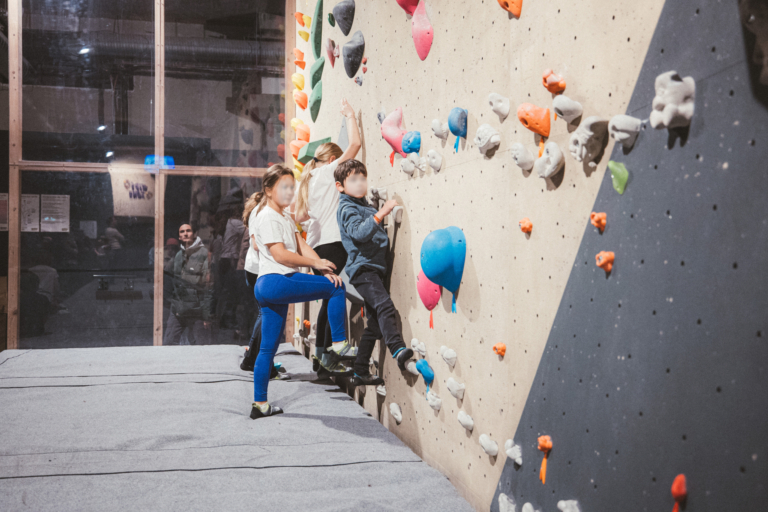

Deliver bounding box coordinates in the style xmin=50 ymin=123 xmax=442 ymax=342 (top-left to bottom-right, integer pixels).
xmin=411 ymin=0 xmax=433 ymax=61
xmin=396 ymin=0 xmax=419 ymax=16
xmin=417 ymin=270 xmax=442 ymax=328
xmin=381 ymin=107 xmax=408 ymax=157
xmin=362 ymin=57 xmax=368 ymax=64
xmin=363 ymin=66 xmax=368 ymax=73
xmin=326 ymin=39 xmax=336 ymax=67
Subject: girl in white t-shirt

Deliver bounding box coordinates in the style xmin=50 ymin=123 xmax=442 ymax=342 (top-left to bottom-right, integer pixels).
xmin=294 ymin=98 xmax=362 ymax=376
xmin=249 ymin=164 xmax=348 ymax=420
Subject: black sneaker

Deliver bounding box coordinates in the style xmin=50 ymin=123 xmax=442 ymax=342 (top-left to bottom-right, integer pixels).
xmin=396 ymin=348 xmax=414 ymax=372
xmin=250 ymin=403 xmax=284 ymax=419
xmin=349 ymin=373 xmax=384 ymax=386
xmin=240 ymin=359 xmax=255 ymax=372
xmin=312 ymin=355 xmax=320 ymax=372
xmin=271 ymin=366 xmax=291 ymax=381
xmin=326 ymin=341 xmax=359 ymax=364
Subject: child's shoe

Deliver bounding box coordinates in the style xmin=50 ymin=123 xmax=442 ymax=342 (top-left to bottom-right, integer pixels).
xmin=250 ymin=402 xmax=284 ymax=419
xmin=349 ymin=373 xmax=384 ymax=386
xmin=326 ymin=340 xmax=358 ymax=363
xmin=395 ymin=348 xmax=415 ymax=371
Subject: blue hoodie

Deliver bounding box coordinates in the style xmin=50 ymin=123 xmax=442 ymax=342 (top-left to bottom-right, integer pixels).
xmin=337 ymin=193 xmax=389 ymax=279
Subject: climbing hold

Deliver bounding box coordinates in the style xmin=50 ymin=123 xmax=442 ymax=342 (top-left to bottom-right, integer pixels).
xmin=278 ymin=113 xmax=285 ymax=124
xmin=426 ymin=390 xmax=442 ymax=411
xmin=411 ymin=0 xmax=433 ymax=61
xmin=552 ymin=95 xmax=583 ymax=124
xmin=293 ymin=48 xmax=304 ymax=60
xmin=402 ymin=131 xmax=421 ymax=154
xmin=650 ymin=71 xmax=695 ymax=129
xmin=504 ymin=440 xmax=522 ymax=465
xmin=298 ymin=30 xmax=310 ymax=42
xmin=325 ymin=39 xmax=337 ymax=67
xmin=522 ymin=504 xmax=540 ymax=512
xmin=497 ymin=0 xmax=522 ymax=17
xmin=431 ymin=119 xmax=450 ymax=139
xmin=569 ymin=116 xmax=609 ymax=168
xmin=557 ymin=500 xmax=581 ymax=512
xmin=291 ymin=118 xmax=304 ymax=131
xmin=448 ymin=108 xmax=468 ymax=152
xmin=479 ymin=434 xmax=499 ymax=456
xmin=296 ymin=124 xmax=310 ymax=142
xmin=333 ymin=0 xmax=355 ymax=36
xmin=362 ymin=57 xmax=367 ymax=64
xmin=415 ymin=359 xmax=435 ymax=392
xmin=440 ymin=345 xmax=457 ymax=367
xmin=421 ymin=226 xmax=466 ymax=312
xmin=362 ymin=66 xmax=367 ymax=73
xmin=609 ymin=114 xmax=642 ymax=149
xmin=517 ymin=103 xmax=551 ymax=138
xmin=328 ymin=12 xmax=335 ymax=26
xmin=426 ymin=150 xmax=443 ymax=172
xmin=595 ymin=251 xmax=615 ymax=273
xmin=308 ymin=81 xmax=323 ymax=122
xmin=447 ymin=377 xmax=465 ymax=399
xmin=671 ymin=474 xmax=687 ymax=512
xmin=608 ymin=160 xmax=629 ymax=194
xmin=493 ymin=343 xmax=506 ymax=357
xmin=303 ymin=319 xmax=310 ymax=329
xmin=294 ymin=12 xmax=305 ymax=26
xmin=411 ymin=338 xmax=427 ymax=358
xmin=381 ymin=107 xmax=408 ymax=157
xmin=519 ymin=218 xmax=532 ymax=234
xmin=488 ymin=92 xmax=510 ymax=120
xmin=290 ymin=140 xmax=307 ymax=160
xmin=400 ymin=153 xmax=418 ymax=176
xmin=303 ymin=15 xmax=312 ymax=29
xmin=389 ymin=403 xmax=402 ymax=424
xmin=474 ymin=124 xmax=501 ymax=155
xmin=417 ymin=270 xmax=441 ymax=328
xmin=343 ymin=30 xmax=365 ymax=78
xmin=538 ymin=435 xmax=552 ymax=484
xmin=298 ymin=137 xmax=332 ymax=164
xmin=376 ymin=384 xmax=386 ymax=396
xmin=310 ymin=0 xmax=323 ymax=59
xmin=294 ymin=59 xmax=306 ymax=70
xmin=309 ymin=57 xmax=325 ymax=89
xmin=277 ymin=144 xmax=285 ymax=160
xmin=542 ymin=69 xmax=566 ymax=94
xmin=510 ymin=143 xmax=534 ymax=172
xmin=534 ymin=141 xmax=565 ymax=179
xmin=590 ymin=212 xmax=607 ymax=232
xmin=355 ymin=76 xmax=363 ymax=86
xmin=406 ymin=361 xmax=420 ymax=375
xmin=458 ymin=411 xmax=474 ymax=431
xmin=396 ymin=0 xmax=419 ymax=16
xmin=498 ymin=494 xmax=517 ymax=512
xmin=240 ymin=127 xmax=254 ymax=145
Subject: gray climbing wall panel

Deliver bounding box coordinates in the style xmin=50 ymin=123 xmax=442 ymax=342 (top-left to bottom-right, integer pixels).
xmin=492 ymin=1 xmax=768 ymax=511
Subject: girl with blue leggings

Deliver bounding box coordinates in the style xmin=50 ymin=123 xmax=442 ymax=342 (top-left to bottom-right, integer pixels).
xmin=249 ymin=164 xmax=348 ymax=420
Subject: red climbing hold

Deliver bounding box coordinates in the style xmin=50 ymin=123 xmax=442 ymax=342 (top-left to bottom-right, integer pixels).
xmin=396 ymin=0 xmax=419 ymax=16
xmin=411 ymin=0 xmax=433 ymax=61
xmin=363 ymin=67 xmax=368 ymax=73
xmin=671 ymin=474 xmax=687 ymax=512
xmin=362 ymin=57 xmax=368 ymax=64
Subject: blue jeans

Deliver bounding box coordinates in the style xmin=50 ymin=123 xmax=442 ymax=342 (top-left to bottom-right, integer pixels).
xmin=252 ymin=272 xmax=347 ymax=402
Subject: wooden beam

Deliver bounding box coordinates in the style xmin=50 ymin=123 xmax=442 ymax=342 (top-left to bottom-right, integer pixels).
xmin=6 ymin=165 xmax=19 ymax=349
xmin=285 ymin=0 xmax=296 ymax=161
xmin=7 ymin=0 xmax=22 ymax=348
xmin=153 ymin=0 xmax=165 ymax=346
xmin=8 ymin=0 xmax=21 ymax=164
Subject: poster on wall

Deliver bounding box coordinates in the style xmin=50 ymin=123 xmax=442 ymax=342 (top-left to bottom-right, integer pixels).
xmin=41 ymin=194 xmax=70 ymax=232
xmin=79 ymin=220 xmax=97 ymax=239
xmin=110 ymin=172 xmax=155 ymax=218
xmin=21 ymin=194 xmax=40 ymax=232
xmin=0 ymin=193 xmax=8 ymax=231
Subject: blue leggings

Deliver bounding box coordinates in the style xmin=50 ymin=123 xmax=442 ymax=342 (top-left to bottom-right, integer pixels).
xmin=253 ymin=272 xmax=347 ymax=401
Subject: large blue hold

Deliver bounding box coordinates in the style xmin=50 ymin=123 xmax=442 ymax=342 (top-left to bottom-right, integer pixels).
xmin=420 ymin=226 xmax=466 ymax=312
xmin=402 ymin=131 xmax=421 ymax=154
xmin=415 ymin=359 xmax=434 ymax=393
xmin=448 ymin=108 xmax=468 ymax=152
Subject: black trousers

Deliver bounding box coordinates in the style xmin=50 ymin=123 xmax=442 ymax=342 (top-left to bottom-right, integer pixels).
xmin=311 ymin=241 xmax=348 ymax=350
xmin=350 ymin=267 xmax=406 ymax=375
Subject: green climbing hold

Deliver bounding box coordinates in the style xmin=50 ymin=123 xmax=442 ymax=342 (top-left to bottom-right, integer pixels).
xmin=608 ymin=161 xmax=629 ymax=195
xmin=311 ymin=0 xmax=323 ymax=60
xmin=328 ymin=13 xmax=335 ymax=26
xmin=309 ymin=57 xmax=325 ymax=89
xmin=308 ymin=80 xmax=323 ymax=122
xmin=298 ymin=136 xmax=332 ymax=164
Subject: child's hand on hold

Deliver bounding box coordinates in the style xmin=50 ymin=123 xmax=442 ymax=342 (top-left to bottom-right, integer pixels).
xmin=340 ymin=98 xmax=355 ymax=119
xmin=380 ymin=199 xmax=398 ymax=217
xmin=312 ymin=258 xmax=337 ymax=273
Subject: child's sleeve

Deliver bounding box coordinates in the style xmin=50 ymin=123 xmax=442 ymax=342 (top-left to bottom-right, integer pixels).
xmin=338 ymin=203 xmax=380 ymax=243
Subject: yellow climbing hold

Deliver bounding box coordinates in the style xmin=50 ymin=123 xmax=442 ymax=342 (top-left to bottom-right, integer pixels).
xmin=298 ymin=30 xmax=309 ymax=42
xmin=291 ymin=73 xmax=305 ymax=91
xmin=280 ymin=129 xmax=285 ymax=140
xmin=303 ymin=15 xmax=312 ymax=28
xmin=291 ymin=118 xmax=304 ymax=131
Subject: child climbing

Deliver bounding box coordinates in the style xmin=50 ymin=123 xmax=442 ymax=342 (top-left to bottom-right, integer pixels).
xmin=249 ymin=164 xmax=349 ymax=420
xmin=295 ymin=98 xmax=362 ymax=376
xmin=335 ymin=159 xmax=414 ymax=385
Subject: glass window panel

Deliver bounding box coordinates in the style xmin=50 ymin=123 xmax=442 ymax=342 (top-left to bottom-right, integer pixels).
xmin=21 ymin=0 xmax=155 ymax=163
xmin=163 ymin=3 xmax=285 ymax=167
xmin=19 ymin=171 xmax=154 ymax=348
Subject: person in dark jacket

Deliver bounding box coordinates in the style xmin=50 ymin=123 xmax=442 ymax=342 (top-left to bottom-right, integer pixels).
xmin=335 ymin=159 xmax=414 ymax=384
xmin=164 ymin=224 xmax=213 ymax=345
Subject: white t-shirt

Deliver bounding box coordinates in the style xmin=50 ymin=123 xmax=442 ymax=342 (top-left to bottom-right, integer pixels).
xmin=305 ymin=160 xmax=342 ymax=248
xmin=244 ymin=208 xmax=260 ymax=275
xmin=252 ymin=206 xmax=299 ymax=276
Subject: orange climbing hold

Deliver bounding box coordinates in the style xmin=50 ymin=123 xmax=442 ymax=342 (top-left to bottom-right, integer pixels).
xmin=493 ymin=343 xmax=506 ymax=357
xmin=303 ymin=319 xmax=311 ymax=329
xmin=497 ymin=0 xmax=522 ymax=17
xmin=519 ymin=217 xmax=533 ymax=234
xmin=671 ymin=474 xmax=687 ymax=512
xmin=595 ymin=251 xmax=615 ymax=273
xmin=294 ymin=12 xmax=305 ymax=26
xmin=294 ymin=60 xmax=306 ymax=70
xmin=517 ymin=103 xmax=551 ymax=138
xmin=296 ymin=124 xmax=311 ymax=142
xmin=293 ymin=48 xmax=304 ymax=60
xmin=542 ymin=69 xmax=566 ymax=94
xmin=293 ymin=90 xmax=308 ymax=110
xmin=277 ymin=144 xmax=285 ymax=160
xmin=290 ymin=140 xmax=307 ymax=159
xmin=278 ymin=113 xmax=285 ymax=124
xmin=538 ymin=435 xmax=552 ymax=484
xmin=590 ymin=212 xmax=607 ymax=232
xmin=362 ymin=57 xmax=368 ymax=64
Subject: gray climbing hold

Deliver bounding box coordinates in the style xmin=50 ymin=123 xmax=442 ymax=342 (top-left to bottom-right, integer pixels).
xmin=338 ymin=116 xmax=349 ymax=151
xmin=377 ymin=109 xmax=386 ymax=124
xmin=411 ymin=338 xmax=427 ymax=357
xmin=447 ymin=377 xmax=465 ymax=399
xmin=355 ymin=76 xmax=363 ymax=86
xmin=309 ymin=57 xmax=325 ymax=89
xmin=310 ymin=0 xmax=323 ymax=60
xmin=458 ymin=411 xmax=474 ymax=431
xmin=240 ymin=127 xmax=253 ymax=145
xmin=333 ymin=0 xmax=355 ymax=36
xmin=440 ymin=345 xmax=457 ymax=367
xmin=308 ymin=80 xmax=323 ymax=122
xmin=426 ymin=391 xmax=442 ymax=411
xmin=343 ymin=30 xmax=365 ymax=78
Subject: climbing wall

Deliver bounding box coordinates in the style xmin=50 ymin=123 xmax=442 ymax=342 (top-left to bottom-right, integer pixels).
xmin=289 ymin=1 xmax=767 ymax=510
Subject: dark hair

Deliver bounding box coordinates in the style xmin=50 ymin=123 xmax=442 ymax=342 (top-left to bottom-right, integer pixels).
xmin=334 ymin=159 xmax=367 ymax=187
xmin=243 ymin=164 xmax=294 ymax=225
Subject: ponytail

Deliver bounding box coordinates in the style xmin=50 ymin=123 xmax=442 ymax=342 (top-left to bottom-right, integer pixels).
xmin=242 ymin=191 xmax=263 ymax=227
xmin=295 ymin=142 xmax=343 ymax=220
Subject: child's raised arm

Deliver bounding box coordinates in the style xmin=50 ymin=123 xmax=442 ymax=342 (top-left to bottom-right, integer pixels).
xmin=337 ymin=99 xmax=361 ymax=163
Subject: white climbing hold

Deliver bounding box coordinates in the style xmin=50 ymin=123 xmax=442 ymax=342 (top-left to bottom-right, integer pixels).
xmin=510 ymin=142 xmax=534 ymax=172
xmin=569 ymin=116 xmax=608 ymax=168
xmin=557 ymin=500 xmax=582 ymax=512
xmin=400 ymin=155 xmax=416 ymax=176
xmin=504 ymin=439 xmax=523 ymax=465
xmin=411 ymin=338 xmax=427 ymax=357
xmin=552 ymin=95 xmax=583 ymax=124
xmin=426 ymin=390 xmax=442 ymax=411
xmin=406 ymin=360 xmax=420 ymax=376
xmin=522 ymin=503 xmax=540 ymax=512
xmin=426 ymin=149 xmax=443 ymax=172
xmin=534 ymin=141 xmax=565 ymax=179
xmin=432 ymin=119 xmax=450 ymax=139
xmin=447 ymin=377 xmax=465 ymax=399
xmin=440 ymin=345 xmax=457 ymax=367
xmin=488 ymin=92 xmax=511 ymax=120
xmin=479 ymin=434 xmax=499 ymax=456
xmin=293 ymin=333 xmax=302 ymax=344
xmin=389 ymin=403 xmax=402 ymax=424
xmin=650 ymin=70 xmax=696 ymax=129
xmin=498 ymin=493 xmax=516 ymax=512
xmin=376 ymin=384 xmax=387 ymax=396
xmin=474 ymin=124 xmax=502 ymax=155
xmin=609 ymin=114 xmax=642 ymax=149
xmin=458 ymin=411 xmax=474 ymax=431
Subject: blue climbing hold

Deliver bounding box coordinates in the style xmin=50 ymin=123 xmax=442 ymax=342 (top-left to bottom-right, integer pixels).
xmin=420 ymin=226 xmax=466 ymax=313
xmin=415 ymin=359 xmax=434 ymax=393
xmin=448 ymin=107 xmax=467 ymax=152
xmin=402 ymin=131 xmax=421 ymax=154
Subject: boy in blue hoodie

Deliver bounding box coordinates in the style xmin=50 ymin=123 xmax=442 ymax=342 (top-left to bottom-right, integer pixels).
xmin=334 ymin=160 xmax=414 ymax=385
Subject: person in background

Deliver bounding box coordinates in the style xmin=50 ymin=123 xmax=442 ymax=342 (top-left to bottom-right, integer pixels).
xmin=28 ymin=250 xmax=62 ymax=316
xmin=216 ymin=190 xmax=246 ymax=329
xmin=104 ymin=216 xmax=125 ymax=269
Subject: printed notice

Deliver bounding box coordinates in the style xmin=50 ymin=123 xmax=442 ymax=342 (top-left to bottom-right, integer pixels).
xmin=0 ymin=193 xmax=8 ymax=231
xmin=21 ymin=194 xmax=40 ymax=232
xmin=41 ymin=194 xmax=70 ymax=232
